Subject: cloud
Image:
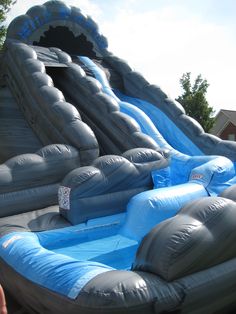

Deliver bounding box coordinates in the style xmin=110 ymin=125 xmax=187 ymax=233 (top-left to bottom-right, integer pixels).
xmin=6 ymin=0 xmax=102 ymax=24
xmin=5 ymin=0 xmax=236 ymax=112
xmin=100 ymin=5 xmax=236 ymax=112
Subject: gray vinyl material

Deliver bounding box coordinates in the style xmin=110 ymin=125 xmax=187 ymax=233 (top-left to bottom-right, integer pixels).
xmin=133 ymin=197 xmax=236 ymax=281
xmin=2 ymin=40 xmax=99 ymax=166
xmin=60 ymin=148 xmax=169 ymax=224
xmin=1 ymin=2 xmax=236 ymax=314
xmin=47 ymin=63 xmax=161 ymax=155
xmin=33 ymin=46 xmax=159 ymax=155
xmin=0 ymin=86 xmax=42 ymax=163
xmin=32 ymin=45 xmax=69 ymax=67
xmin=78 ymin=197 xmax=236 ymax=314
xmin=5 ymin=0 xmax=236 ymax=160
xmin=0 ymin=144 xmax=82 ymax=217
xmin=103 ymin=54 xmax=236 ymax=161
xmin=0 ymin=145 xmax=80 ymax=193
xmin=1 ymin=253 xmax=236 ymax=314
xmin=219 ymin=184 xmax=236 ymax=202
xmin=0 ymin=205 xmax=69 ymax=237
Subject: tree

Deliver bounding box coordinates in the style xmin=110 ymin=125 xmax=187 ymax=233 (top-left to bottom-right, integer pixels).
xmin=176 ymin=72 xmax=215 ymax=132
xmin=0 ymin=0 xmax=16 ymax=48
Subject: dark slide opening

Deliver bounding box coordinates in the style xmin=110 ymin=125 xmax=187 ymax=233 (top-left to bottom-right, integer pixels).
xmin=33 ymin=25 xmax=124 ymax=91
xmin=33 ymin=26 xmax=97 ymax=59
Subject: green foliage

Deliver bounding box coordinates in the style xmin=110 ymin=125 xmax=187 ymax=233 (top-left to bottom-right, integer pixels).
xmin=0 ymin=0 xmax=16 ymax=48
xmin=176 ymin=72 xmax=215 ymax=132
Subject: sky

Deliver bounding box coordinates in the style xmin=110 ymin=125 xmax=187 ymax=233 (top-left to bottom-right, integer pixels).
xmin=5 ymin=0 xmax=236 ymax=114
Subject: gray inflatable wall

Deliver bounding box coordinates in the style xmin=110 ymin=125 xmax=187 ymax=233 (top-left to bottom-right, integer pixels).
xmin=5 ymin=0 xmax=236 ymax=162
xmin=2 ymin=40 xmax=99 ymax=165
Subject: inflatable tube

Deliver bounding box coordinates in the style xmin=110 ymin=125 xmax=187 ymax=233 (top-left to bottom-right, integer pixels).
xmin=220 ymin=184 xmax=236 ymax=201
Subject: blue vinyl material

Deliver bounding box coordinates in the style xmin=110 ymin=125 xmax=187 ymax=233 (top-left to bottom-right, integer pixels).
xmin=2 ymin=3 xmax=236 ymax=312
xmin=0 ymin=179 xmax=209 ymax=299
xmin=38 ymin=213 xmax=137 ymax=270
xmin=47 ymin=233 xmax=138 ymax=270
xmin=122 ymin=182 xmax=208 ymax=240
xmin=79 ymin=57 xmax=203 ymax=156
xmin=79 ymin=57 xmax=236 ymax=193
xmin=0 ymin=52 xmax=235 ymax=305
xmin=0 ymin=231 xmax=113 ymax=299
xmin=0 ymin=214 xmax=128 ymax=299
xmin=115 ymin=90 xmax=204 ymax=156
xmin=0 ymin=180 xmax=209 ymax=300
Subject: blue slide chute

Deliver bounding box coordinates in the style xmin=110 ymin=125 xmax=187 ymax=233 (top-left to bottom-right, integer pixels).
xmin=79 ymin=56 xmax=236 ymax=192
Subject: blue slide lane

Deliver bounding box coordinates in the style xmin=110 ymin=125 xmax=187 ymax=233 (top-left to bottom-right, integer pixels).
xmin=79 ymin=57 xmax=236 ymax=192
xmin=79 ymin=57 xmax=202 ymax=156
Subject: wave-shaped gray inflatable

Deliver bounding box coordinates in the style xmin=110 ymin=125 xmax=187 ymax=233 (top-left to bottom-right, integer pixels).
xmin=1 ymin=1 xmax=236 ymax=313
xmin=6 ymin=0 xmax=236 ymax=162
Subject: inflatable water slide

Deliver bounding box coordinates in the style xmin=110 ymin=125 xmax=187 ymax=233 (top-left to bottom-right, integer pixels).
xmin=0 ymin=1 xmax=236 ymax=313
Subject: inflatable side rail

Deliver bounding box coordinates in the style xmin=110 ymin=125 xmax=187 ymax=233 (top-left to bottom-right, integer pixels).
xmin=122 ymin=182 xmax=208 ymax=241
xmin=220 ymin=184 xmax=236 ymax=201
xmin=74 ymin=197 xmax=236 ymax=314
xmin=2 ymin=40 xmax=99 ymax=166
xmin=0 ymin=144 xmax=80 ymax=217
xmin=59 ymin=148 xmax=168 ymax=224
xmin=133 ymin=196 xmax=236 ymax=280
xmin=103 ymin=54 xmax=236 ymax=162
xmin=122 ymin=156 xmax=236 ymax=241
xmin=52 ymin=61 xmax=163 ymax=155
xmin=189 ymin=155 xmax=236 ymax=195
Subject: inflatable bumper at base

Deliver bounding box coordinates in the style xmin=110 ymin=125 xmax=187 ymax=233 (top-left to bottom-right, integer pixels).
xmin=0 ymin=151 xmax=236 ymax=314
xmin=1 ymin=1 xmax=236 ymax=313
xmin=1 ymin=195 xmax=236 ymax=314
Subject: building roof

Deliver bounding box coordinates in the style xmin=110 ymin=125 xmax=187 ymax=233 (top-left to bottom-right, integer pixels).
xmin=211 ymin=109 xmax=236 ymax=135
xmin=218 ymin=109 xmax=236 ymax=125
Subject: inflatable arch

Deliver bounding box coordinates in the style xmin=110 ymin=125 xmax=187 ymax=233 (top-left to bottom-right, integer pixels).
xmin=7 ymin=1 xmax=108 ymax=56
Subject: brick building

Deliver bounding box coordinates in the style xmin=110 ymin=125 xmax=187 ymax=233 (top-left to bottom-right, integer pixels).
xmin=211 ymin=109 xmax=236 ymax=141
